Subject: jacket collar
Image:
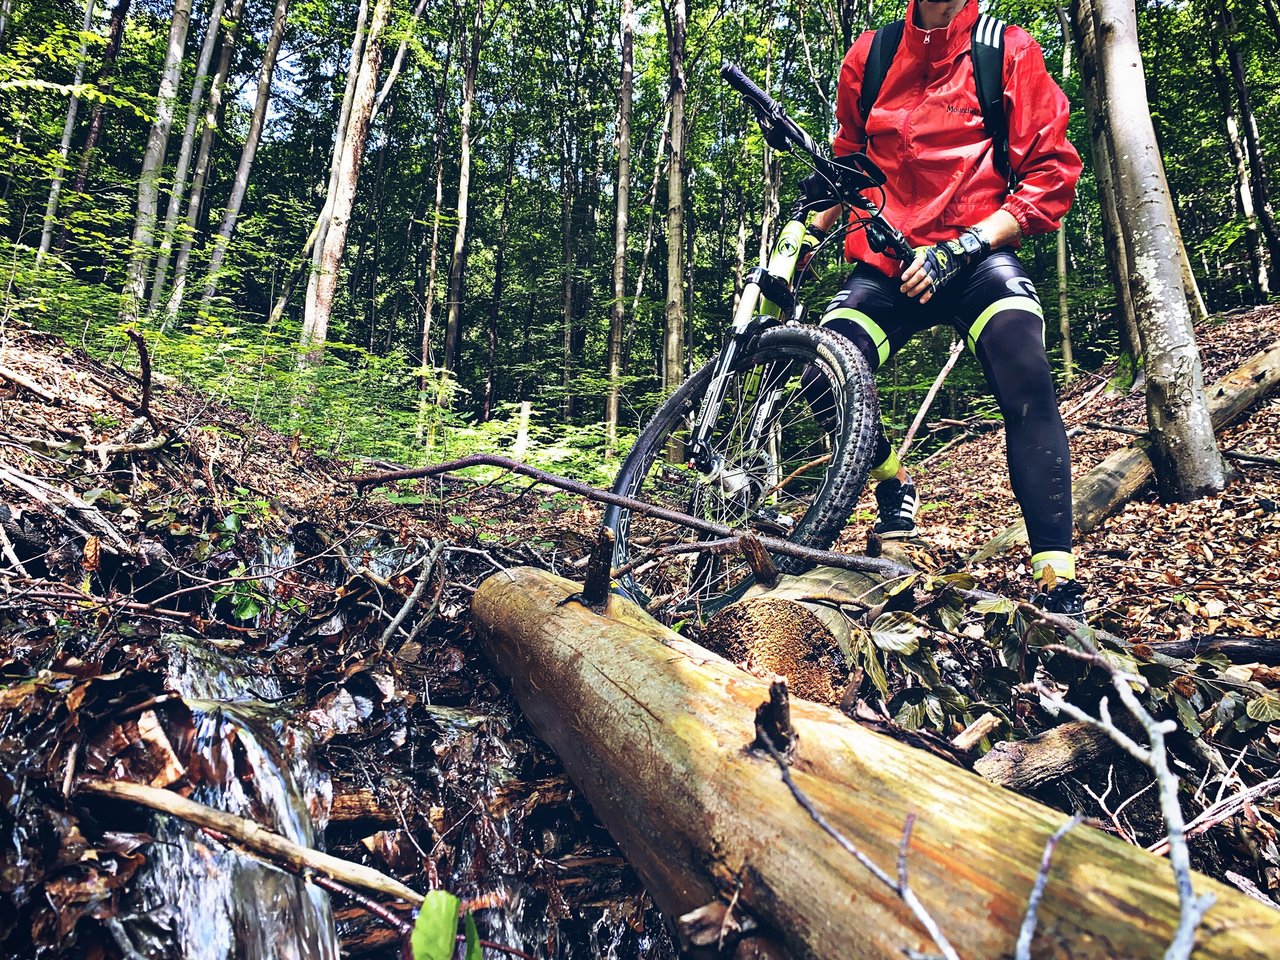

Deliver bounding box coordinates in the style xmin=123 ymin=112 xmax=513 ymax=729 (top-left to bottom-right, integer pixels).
xmin=902 ymin=0 xmax=979 ymax=62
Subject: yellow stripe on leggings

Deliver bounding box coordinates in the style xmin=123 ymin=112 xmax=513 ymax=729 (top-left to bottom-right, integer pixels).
xmin=966 ymin=296 xmax=1044 ymax=352
xmin=870 ymin=449 xmax=900 ymax=481
xmin=824 ymin=307 xmax=890 ymax=367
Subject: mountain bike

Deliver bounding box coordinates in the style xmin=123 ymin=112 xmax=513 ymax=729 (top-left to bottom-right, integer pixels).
xmin=601 ymin=63 xmax=916 ymax=617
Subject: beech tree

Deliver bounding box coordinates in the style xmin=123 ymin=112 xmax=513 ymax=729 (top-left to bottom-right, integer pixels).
xmin=161 ymin=0 xmax=248 ymax=329
xmin=604 ymin=0 xmax=634 ymax=453
xmin=36 ymin=0 xmax=95 ymax=261
xmin=148 ymin=0 xmax=228 ymax=314
xmin=661 ymin=0 xmax=685 ymax=406
xmin=1084 ymin=0 xmax=1225 ymax=498
xmin=442 ymin=0 xmax=487 ymax=375
xmin=300 ymin=0 xmax=393 ymax=365
xmin=200 ymin=0 xmax=290 ymax=307
xmin=123 ymin=0 xmax=193 ymax=319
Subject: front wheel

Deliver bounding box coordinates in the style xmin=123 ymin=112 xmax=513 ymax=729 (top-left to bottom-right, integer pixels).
xmin=603 ymin=325 xmax=880 ymax=617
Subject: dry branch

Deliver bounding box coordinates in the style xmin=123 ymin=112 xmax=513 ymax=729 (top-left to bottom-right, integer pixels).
xmin=351 ymin=453 xmax=912 ymax=581
xmin=973 ymin=720 xmax=1120 ymax=790
xmin=77 ymin=778 xmax=424 ymax=904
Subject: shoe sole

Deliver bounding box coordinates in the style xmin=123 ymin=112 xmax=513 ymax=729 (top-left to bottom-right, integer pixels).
xmin=876 ymin=528 xmax=919 ymax=541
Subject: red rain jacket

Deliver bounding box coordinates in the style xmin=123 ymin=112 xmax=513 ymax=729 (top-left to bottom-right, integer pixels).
xmin=834 ymin=0 xmax=1082 ymax=276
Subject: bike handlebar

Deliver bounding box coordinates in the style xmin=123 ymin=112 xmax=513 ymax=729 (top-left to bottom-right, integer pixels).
xmin=721 ymin=61 xmax=915 ymax=263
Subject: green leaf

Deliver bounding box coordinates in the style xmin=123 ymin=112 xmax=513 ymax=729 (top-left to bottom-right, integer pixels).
xmin=973 ymin=598 xmax=1015 ymax=615
xmin=410 ymin=891 xmax=461 ymax=960
xmin=885 ymin=573 xmax=918 ymax=597
xmin=232 ymin=593 xmax=263 ymax=621
xmin=1245 ymin=693 xmax=1280 ymax=723
xmin=870 ymin=611 xmax=924 ymax=656
xmin=1174 ymin=694 xmax=1204 ymax=737
xmin=464 ymin=912 xmax=482 ymax=960
xmin=935 ymin=572 xmax=976 ymax=590
xmin=936 ymin=596 xmax=965 ymax=634
xmin=220 ymin=511 xmax=243 ymax=533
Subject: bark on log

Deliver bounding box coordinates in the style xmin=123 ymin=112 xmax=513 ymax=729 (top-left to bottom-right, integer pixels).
xmin=971 ymin=335 xmax=1280 ymax=562
xmin=973 ymin=721 xmax=1120 ymax=790
xmin=471 ymin=566 xmax=1280 ymax=960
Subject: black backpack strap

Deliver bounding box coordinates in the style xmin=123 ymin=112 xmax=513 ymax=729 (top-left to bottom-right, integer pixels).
xmin=859 ymin=19 xmax=906 ymax=120
xmin=970 ymin=13 xmax=1013 ymax=185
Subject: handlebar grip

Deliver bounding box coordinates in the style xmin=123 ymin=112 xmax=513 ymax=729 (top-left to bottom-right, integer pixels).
xmin=721 ymin=62 xmax=781 ymax=117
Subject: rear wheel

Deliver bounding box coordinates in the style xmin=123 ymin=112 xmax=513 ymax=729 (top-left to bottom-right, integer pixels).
xmin=603 ymin=325 xmax=879 ymax=618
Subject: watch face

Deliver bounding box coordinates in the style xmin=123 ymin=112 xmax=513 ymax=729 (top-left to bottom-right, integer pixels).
xmin=959 ymin=232 xmax=982 ymax=257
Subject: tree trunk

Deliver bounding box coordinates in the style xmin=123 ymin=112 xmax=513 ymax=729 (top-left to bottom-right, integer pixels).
xmin=1094 ymin=0 xmax=1224 ymax=499
xmin=1260 ymin=0 xmax=1280 ymax=42
xmin=299 ymin=0 xmax=391 ymax=365
xmin=59 ymin=0 xmax=132 ymax=252
xmin=972 ymin=334 xmax=1280 ymax=561
xmin=0 ymin=0 xmax=12 ymax=47
xmin=1071 ymin=0 xmax=1142 ymax=363
xmin=662 ymin=0 xmax=686 ymax=435
xmin=1054 ymin=5 xmax=1074 ymax=382
xmin=625 ymin=104 xmax=670 ymax=364
xmin=200 ymin=0 xmax=289 ymax=308
xmin=443 ymin=0 xmax=484 ymax=374
xmin=123 ymin=0 xmax=193 ymax=318
xmin=605 ymin=0 xmax=634 ymax=454
xmin=295 ymin=0 xmax=370 ymax=335
xmin=148 ymin=0 xmax=228 ymax=314
xmin=1217 ymin=0 xmax=1280 ymax=290
xmin=482 ymin=137 xmax=514 ymax=422
xmin=36 ymin=0 xmax=97 ymax=262
xmin=414 ymin=39 xmax=455 ymax=441
xmin=1209 ymin=51 xmax=1268 ymax=298
xmin=160 ymin=0 xmax=246 ymax=330
xmin=471 ymin=567 xmax=1280 ymax=960
xmin=559 ymin=141 xmax=578 ymax=418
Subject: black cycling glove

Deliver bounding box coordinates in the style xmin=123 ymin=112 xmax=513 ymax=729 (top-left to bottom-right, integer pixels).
xmin=913 ymin=238 xmax=968 ymax=293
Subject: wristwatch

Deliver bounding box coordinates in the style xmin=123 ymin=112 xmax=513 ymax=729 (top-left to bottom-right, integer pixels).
xmin=959 ymin=226 xmax=992 ymax=261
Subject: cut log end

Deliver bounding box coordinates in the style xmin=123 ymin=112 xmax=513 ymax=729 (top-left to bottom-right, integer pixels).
xmin=701 ymin=598 xmax=847 ymax=706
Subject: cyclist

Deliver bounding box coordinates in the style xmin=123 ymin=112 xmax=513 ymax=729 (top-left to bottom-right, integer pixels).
xmin=807 ymin=0 xmax=1085 ymax=615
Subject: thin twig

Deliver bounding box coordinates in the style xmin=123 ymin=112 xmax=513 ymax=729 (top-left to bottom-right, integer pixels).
xmin=77 ymin=778 xmax=424 ymax=904
xmin=125 ymin=328 xmax=160 ymax=433
xmin=1031 ymin=615 xmax=1217 ymax=959
xmin=1015 ymin=816 xmax=1081 ymax=960
xmin=1148 ymin=776 xmax=1280 ymax=857
xmin=757 ymin=731 xmax=961 ymax=960
xmin=377 ymin=539 xmax=442 ymax=649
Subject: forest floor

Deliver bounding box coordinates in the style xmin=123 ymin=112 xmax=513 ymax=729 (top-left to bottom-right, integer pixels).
xmin=1 ymin=306 xmax=1277 ymax=958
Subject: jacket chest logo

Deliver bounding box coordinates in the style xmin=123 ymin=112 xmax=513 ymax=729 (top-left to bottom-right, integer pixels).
xmin=945 ymin=104 xmax=981 ymax=117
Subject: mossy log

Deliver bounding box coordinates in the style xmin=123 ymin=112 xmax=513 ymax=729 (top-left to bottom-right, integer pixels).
xmin=472 ymin=566 xmax=1280 ymax=960
xmin=972 ymin=335 xmax=1280 ymax=562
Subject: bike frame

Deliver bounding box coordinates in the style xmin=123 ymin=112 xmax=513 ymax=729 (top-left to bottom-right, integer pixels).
xmin=685 ymin=62 xmax=913 ymax=478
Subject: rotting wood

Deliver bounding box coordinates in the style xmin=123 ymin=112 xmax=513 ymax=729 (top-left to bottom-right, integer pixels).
xmin=973 ymin=720 xmax=1120 ymax=790
xmin=471 ymin=566 xmax=1280 ymax=959
xmin=972 ymin=335 xmax=1280 ymax=562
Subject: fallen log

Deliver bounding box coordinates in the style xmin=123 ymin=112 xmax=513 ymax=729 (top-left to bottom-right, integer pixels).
xmin=971 ymin=335 xmax=1280 ymax=562
xmin=472 ymin=567 xmax=1280 ymax=959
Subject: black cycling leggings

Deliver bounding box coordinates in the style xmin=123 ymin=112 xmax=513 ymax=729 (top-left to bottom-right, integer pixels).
xmin=820 ymin=251 xmax=1072 ymax=557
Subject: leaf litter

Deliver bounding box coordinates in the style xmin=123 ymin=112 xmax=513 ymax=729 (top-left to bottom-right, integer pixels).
xmin=2 ymin=306 xmax=1279 ymax=956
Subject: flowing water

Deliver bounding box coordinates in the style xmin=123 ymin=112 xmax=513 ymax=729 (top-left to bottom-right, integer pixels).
xmin=122 ymin=637 xmax=339 ymax=960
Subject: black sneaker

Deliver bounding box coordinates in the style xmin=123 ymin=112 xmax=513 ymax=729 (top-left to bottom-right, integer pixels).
xmin=873 ymin=476 xmax=919 ymax=540
xmin=1034 ymin=579 xmax=1086 ymax=617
